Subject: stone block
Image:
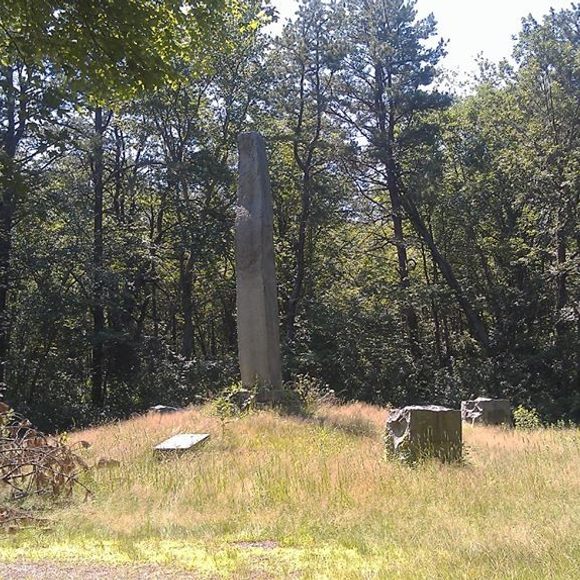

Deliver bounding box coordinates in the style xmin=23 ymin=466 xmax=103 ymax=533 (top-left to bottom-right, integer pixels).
xmin=154 ymin=433 xmax=210 ymax=454
xmin=385 ymin=405 xmax=462 ymax=462
xmin=461 ymin=397 xmax=512 ymax=426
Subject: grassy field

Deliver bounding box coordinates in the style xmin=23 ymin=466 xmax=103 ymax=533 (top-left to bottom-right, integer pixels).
xmin=1 ymin=403 xmax=579 ymax=579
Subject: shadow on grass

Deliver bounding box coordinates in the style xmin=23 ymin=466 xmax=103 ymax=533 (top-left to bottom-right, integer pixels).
xmin=311 ymin=409 xmax=379 ymax=438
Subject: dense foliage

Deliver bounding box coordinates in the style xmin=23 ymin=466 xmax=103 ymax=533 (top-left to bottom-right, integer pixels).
xmin=0 ymin=0 xmax=577 ymax=429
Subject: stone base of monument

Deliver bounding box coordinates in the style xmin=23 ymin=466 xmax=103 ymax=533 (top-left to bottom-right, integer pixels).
xmin=229 ymin=384 xmax=295 ymax=410
xmin=254 ymin=386 xmax=287 ymax=405
xmin=385 ymin=405 xmax=462 ymax=463
xmin=461 ymin=397 xmax=512 ymax=426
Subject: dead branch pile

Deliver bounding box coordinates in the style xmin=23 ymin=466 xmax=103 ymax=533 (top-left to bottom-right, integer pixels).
xmin=0 ymin=505 xmax=46 ymax=530
xmin=1 ymin=402 xmax=91 ymax=517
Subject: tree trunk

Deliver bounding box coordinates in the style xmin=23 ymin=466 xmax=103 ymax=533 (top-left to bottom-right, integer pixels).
xmin=385 ymin=158 xmax=421 ymax=355
xmin=220 ymin=291 xmax=236 ymax=350
xmin=285 ymin=49 xmax=322 ymax=345
xmin=0 ymin=175 xmax=14 ymax=390
xmin=0 ymin=66 xmax=23 ymax=390
xmin=91 ymin=106 xmax=106 ymax=406
xmin=420 ymin=241 xmax=445 ymax=367
xmin=399 ymin=191 xmax=490 ymax=352
xmin=286 ymin=171 xmax=311 ymax=343
xmin=180 ymin=251 xmax=195 ymax=359
xmin=555 ymin=209 xmax=568 ymax=340
xmin=375 ymin=63 xmax=420 ymax=356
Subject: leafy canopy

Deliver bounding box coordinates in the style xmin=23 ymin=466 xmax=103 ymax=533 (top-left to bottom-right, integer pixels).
xmin=0 ymin=0 xmax=230 ymax=101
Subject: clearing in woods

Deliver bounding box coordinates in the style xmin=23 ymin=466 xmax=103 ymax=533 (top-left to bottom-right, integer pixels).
xmin=1 ymin=403 xmax=579 ymax=578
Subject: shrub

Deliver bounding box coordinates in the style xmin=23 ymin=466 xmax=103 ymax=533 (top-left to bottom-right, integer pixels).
xmin=212 ymin=381 xmax=255 ymax=419
xmin=289 ymin=374 xmax=336 ymax=414
xmin=513 ymin=405 xmax=543 ymax=430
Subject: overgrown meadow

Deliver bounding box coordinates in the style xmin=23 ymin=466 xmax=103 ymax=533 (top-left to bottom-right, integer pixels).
xmin=2 ymin=403 xmax=578 ymax=578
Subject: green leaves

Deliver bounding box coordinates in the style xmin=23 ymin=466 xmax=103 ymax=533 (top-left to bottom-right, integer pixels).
xmin=0 ymin=0 xmax=231 ymax=103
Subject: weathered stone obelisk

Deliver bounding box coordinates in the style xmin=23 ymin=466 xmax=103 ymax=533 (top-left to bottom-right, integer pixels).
xmin=235 ymin=132 xmax=282 ymax=396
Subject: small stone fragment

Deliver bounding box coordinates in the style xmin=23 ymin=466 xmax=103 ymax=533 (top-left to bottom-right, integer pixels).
xmin=95 ymin=457 xmax=121 ymax=469
xmin=461 ymin=397 xmax=512 ymax=426
xmin=385 ymin=405 xmax=462 ymax=462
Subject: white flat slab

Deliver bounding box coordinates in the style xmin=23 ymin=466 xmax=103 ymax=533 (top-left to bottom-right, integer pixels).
xmin=149 ymin=405 xmax=181 ymax=414
xmin=154 ymin=433 xmax=209 ymax=452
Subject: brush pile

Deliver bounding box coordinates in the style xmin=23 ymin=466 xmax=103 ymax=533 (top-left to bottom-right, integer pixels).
xmin=1 ymin=401 xmax=90 ymax=528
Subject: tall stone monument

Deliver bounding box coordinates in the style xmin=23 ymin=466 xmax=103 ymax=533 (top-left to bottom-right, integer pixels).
xmin=235 ymin=132 xmax=282 ymax=398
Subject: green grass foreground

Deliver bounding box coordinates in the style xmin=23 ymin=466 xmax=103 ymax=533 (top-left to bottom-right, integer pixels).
xmin=1 ymin=403 xmax=579 ymax=578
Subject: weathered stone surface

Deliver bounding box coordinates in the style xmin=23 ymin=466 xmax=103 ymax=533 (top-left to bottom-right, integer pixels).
xmin=461 ymin=397 xmax=512 ymax=426
xmin=149 ymin=405 xmax=181 ymax=415
xmin=154 ymin=433 xmax=210 ymax=453
xmin=385 ymin=405 xmax=462 ymax=462
xmin=235 ymin=132 xmax=282 ymax=393
xmin=149 ymin=405 xmax=182 ymax=415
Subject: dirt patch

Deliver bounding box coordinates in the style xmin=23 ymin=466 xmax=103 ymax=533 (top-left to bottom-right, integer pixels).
xmin=232 ymin=540 xmax=279 ymax=550
xmin=0 ymin=562 xmax=201 ymax=579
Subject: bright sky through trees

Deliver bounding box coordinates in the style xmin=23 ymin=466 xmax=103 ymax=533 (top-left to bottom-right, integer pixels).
xmin=271 ymin=0 xmax=573 ymax=73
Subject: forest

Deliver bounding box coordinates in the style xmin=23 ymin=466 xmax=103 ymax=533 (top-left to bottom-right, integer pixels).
xmin=0 ymin=0 xmax=578 ymax=430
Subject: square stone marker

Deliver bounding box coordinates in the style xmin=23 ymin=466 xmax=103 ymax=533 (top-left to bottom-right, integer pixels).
xmin=386 ymin=405 xmax=462 ymax=462
xmin=154 ymin=433 xmax=209 ymax=453
xmin=461 ymin=397 xmax=512 ymax=426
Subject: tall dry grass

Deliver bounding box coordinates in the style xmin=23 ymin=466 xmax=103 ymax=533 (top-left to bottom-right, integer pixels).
xmin=1 ymin=403 xmax=578 ymax=578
